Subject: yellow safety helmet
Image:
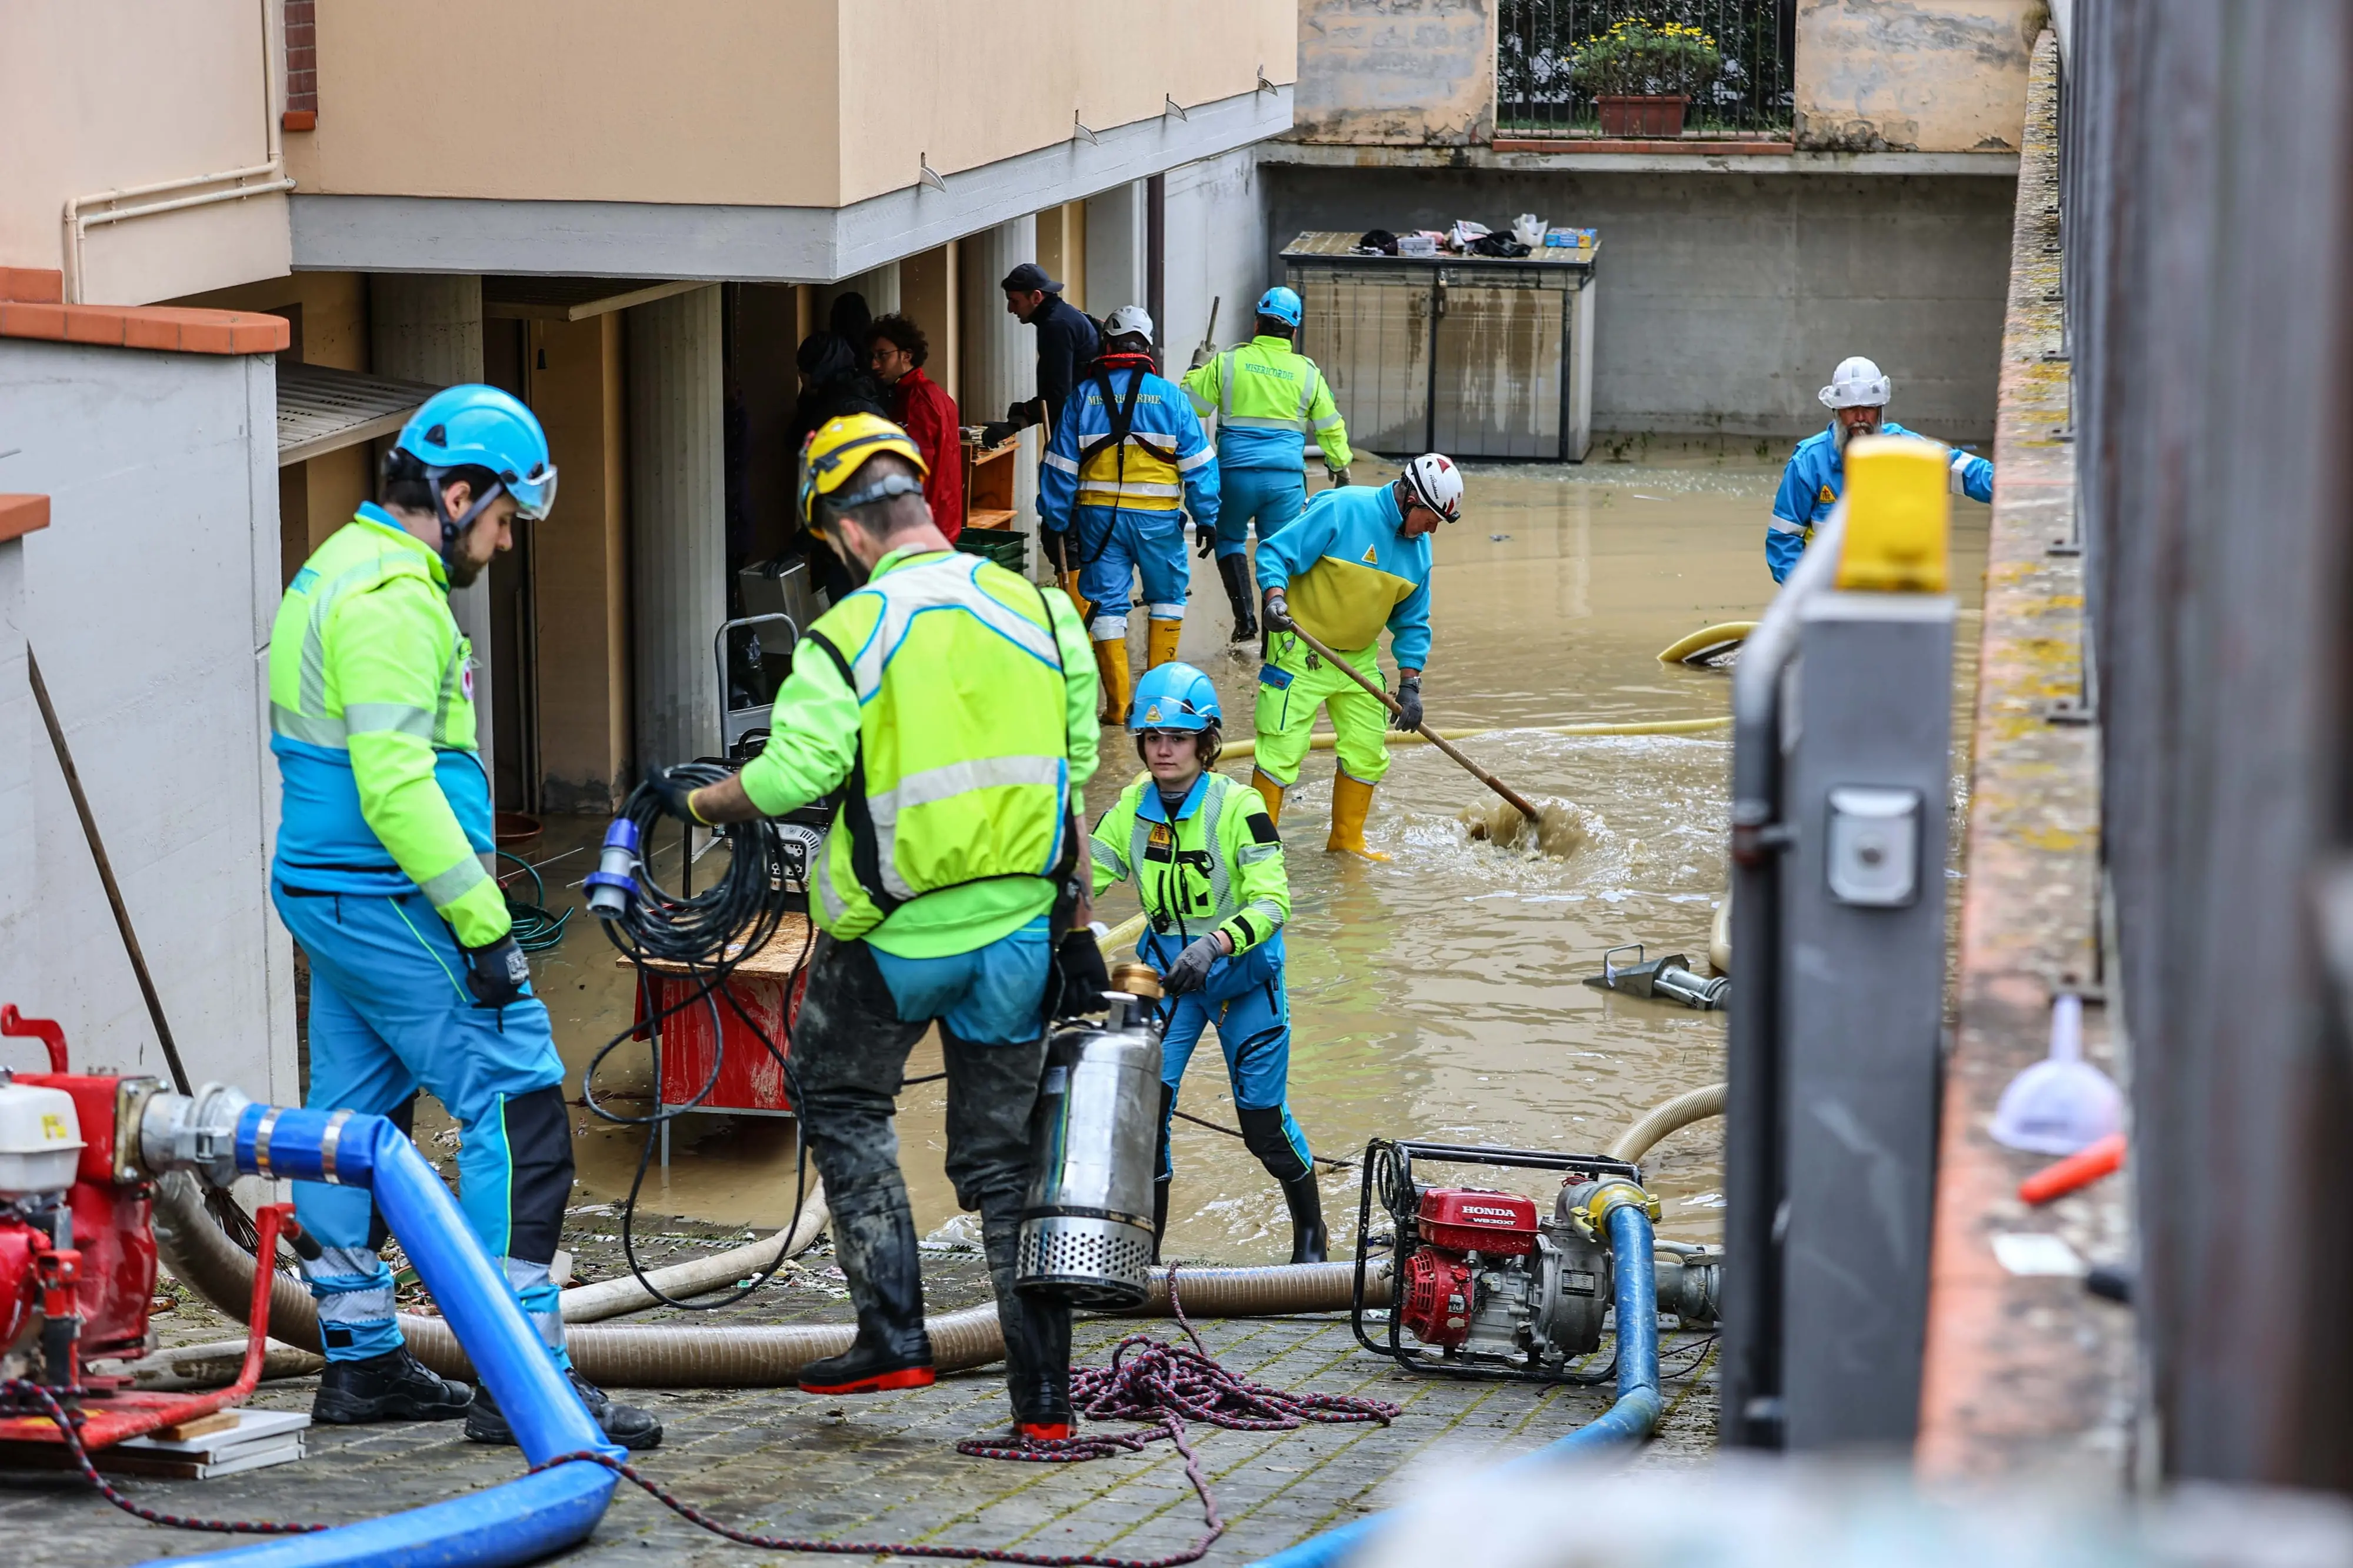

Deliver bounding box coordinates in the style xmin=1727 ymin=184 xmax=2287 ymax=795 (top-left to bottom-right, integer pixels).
xmin=799 ymin=413 xmax=929 ymax=528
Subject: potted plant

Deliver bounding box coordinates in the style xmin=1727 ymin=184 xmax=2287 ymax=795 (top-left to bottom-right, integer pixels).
xmin=1569 ymin=18 xmax=1722 ymax=138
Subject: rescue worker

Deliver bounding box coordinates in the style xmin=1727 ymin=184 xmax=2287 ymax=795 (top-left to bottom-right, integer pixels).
xmin=1252 ymin=455 xmax=1464 ymax=859
xmin=1770 ymin=355 xmax=1995 ymax=583
xmin=981 ymin=262 xmax=1100 ymax=450
xmin=1038 ymin=305 xmax=1219 ymax=725
xmin=266 ymin=385 xmax=661 ymax=1449
xmin=1089 ymin=663 xmax=1322 ymax=1263
xmin=1179 ymin=286 xmax=1354 ymax=642
xmin=646 ymin=414 xmax=1098 ymax=1443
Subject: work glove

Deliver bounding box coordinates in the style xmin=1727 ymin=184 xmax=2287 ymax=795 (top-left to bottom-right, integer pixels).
xmin=463 ymin=934 xmax=532 ymax=1009
xmin=979 ymin=421 xmax=1019 ymax=449
xmin=1194 ymin=523 xmax=1217 ymax=560
xmin=1040 ymin=528 xmax=1069 ymax=573
xmin=1262 ymin=589 xmax=1294 ymax=635
xmin=1161 ymin=933 xmax=1228 ymax=996
xmin=646 ymin=765 xmax=709 ymax=825
xmin=1391 ymin=675 xmax=1424 ymax=733
xmin=1325 ymin=465 xmax=1352 ymax=488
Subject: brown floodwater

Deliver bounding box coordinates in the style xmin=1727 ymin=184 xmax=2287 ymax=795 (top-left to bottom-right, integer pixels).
xmin=504 ymin=451 xmax=1988 ymax=1265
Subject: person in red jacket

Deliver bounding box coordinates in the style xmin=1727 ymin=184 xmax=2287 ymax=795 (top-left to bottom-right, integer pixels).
xmin=866 ymin=313 xmax=964 ymax=540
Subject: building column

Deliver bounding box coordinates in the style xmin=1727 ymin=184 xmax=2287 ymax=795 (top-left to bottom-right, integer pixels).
xmin=960 ymin=216 xmax=1041 ymax=566
xmin=370 ymin=275 xmax=496 ymax=795
xmin=529 ymin=313 xmax=629 ymax=812
xmin=1085 ymin=183 xmax=1149 ymax=321
xmin=626 ymin=285 xmax=726 ymax=780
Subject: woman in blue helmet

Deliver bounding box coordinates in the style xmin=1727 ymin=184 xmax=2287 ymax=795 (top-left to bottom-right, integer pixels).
xmin=1087 ymin=662 xmax=1324 ymax=1261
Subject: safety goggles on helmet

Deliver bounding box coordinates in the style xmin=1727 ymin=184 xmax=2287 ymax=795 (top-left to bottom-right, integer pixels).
xmin=1129 ymin=662 xmax=1222 ymax=732
xmin=799 ymin=413 xmax=929 ymax=525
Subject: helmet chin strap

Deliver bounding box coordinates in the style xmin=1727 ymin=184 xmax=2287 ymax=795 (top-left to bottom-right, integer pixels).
xmin=429 ymin=468 xmax=506 ymax=571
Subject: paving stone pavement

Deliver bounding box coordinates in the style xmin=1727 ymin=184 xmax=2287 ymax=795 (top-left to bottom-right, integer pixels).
xmin=7 ymin=1255 xmax=1716 ymax=1567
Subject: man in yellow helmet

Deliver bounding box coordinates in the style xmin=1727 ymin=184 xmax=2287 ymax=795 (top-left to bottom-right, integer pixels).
xmin=647 ymin=414 xmax=1099 ymax=1444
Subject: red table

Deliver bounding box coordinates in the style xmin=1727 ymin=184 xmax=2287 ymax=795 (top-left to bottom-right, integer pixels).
xmin=624 ymin=915 xmax=812 ymax=1169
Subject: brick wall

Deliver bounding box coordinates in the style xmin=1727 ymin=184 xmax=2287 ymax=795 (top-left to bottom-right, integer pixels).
xmin=284 ymin=0 xmax=317 ymax=131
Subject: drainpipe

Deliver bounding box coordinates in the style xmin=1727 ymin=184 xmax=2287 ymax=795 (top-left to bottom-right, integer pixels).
xmin=62 ymin=0 xmax=294 ymax=302
xmin=1248 ymin=1196 xmax=1664 ymax=1568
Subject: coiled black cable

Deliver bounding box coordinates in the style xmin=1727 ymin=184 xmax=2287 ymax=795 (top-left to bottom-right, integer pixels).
xmin=583 ymin=763 xmax=816 ymax=1311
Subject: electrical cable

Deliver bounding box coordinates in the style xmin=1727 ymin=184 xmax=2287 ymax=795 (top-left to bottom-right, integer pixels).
xmin=582 ymin=764 xmax=816 ymax=1313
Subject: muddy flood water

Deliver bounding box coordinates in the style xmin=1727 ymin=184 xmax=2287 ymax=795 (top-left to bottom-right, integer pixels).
xmin=503 ymin=452 xmax=1987 ymax=1267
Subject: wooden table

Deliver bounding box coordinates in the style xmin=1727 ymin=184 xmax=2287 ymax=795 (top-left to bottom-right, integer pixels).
xmin=619 ymin=915 xmax=814 ymax=1168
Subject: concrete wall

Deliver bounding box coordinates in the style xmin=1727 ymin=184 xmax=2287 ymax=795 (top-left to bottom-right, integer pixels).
xmin=290 ymin=1 xmax=1294 ymax=209
xmin=1295 ymin=0 xmax=1496 ymax=146
xmin=1262 ymin=166 xmax=2013 ymax=442
xmin=1163 ymin=150 xmax=1272 ymax=375
xmin=0 ymin=0 xmax=290 ymax=302
xmin=0 ymin=339 xmax=295 ymax=1100
xmin=1795 ymin=0 xmax=2043 ymax=152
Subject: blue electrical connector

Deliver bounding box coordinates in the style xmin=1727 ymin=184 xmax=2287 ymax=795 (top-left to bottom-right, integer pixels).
xmin=582 ymin=816 xmax=643 ymax=919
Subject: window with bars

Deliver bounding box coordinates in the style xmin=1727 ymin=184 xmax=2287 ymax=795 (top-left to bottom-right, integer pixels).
xmin=1497 ymin=0 xmax=1795 ymax=141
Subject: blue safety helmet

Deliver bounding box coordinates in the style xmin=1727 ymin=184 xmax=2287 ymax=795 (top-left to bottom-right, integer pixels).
xmin=395 ymin=385 xmax=559 ymax=548
xmin=1129 ymin=662 xmax=1222 ymax=733
xmin=1257 ymin=286 xmax=1303 ymax=331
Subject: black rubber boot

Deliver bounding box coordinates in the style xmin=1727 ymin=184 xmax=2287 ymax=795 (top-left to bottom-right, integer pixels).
xmin=311 ymin=1347 xmax=472 ymax=1424
xmin=797 ymin=1335 xmax=936 ymax=1396
xmin=1151 ymin=1176 xmax=1172 ymax=1265
xmin=1002 ymin=1290 xmax=1074 ymax=1439
xmin=1218 ymin=553 xmax=1259 ymax=643
xmin=466 ymin=1368 xmax=664 ymax=1450
xmin=1280 ymin=1172 xmax=1328 ymax=1265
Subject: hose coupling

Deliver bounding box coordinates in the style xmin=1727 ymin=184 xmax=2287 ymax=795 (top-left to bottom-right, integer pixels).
xmin=1562 ymin=1176 xmax=1661 ymax=1245
xmin=583 ymin=817 xmax=644 ymax=920
xmin=135 ymin=1082 xmax=254 ymax=1189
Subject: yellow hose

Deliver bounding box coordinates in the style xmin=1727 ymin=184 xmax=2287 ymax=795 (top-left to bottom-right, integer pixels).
xmin=1656 ymin=622 xmax=1758 ymax=665
xmin=1217 ymin=716 xmax=1729 ymax=764
xmin=1608 ymin=1082 xmax=1728 ymax=1165
xmin=1709 ymin=890 xmax=1732 ymax=975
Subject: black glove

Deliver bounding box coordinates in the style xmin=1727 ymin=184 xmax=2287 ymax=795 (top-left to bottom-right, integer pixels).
xmin=1262 ymin=589 xmax=1294 ymax=635
xmin=1161 ymin=934 xmax=1226 ymax=996
xmin=1392 ymin=675 xmax=1424 ymax=733
xmin=979 ymin=421 xmax=1019 ymax=448
xmin=1194 ymin=523 xmax=1217 ymax=560
xmin=646 ymin=765 xmax=708 ymax=825
xmin=463 ymin=934 xmax=531 ymax=1009
xmin=1004 ymin=399 xmax=1036 ymax=428
xmin=1041 ymin=528 xmax=1069 ymax=573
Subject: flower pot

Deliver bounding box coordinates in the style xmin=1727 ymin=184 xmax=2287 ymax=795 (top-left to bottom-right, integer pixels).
xmin=1597 ymin=94 xmax=1688 ymax=138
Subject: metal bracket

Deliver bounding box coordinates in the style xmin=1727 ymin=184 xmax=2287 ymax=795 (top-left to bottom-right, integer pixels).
xmin=918 ymin=156 xmax=947 ymax=194
xmin=2042 ymin=696 xmax=2097 ymax=726
xmin=1257 ymin=66 xmax=1279 ymax=95
xmin=1072 ymin=112 xmax=1099 ymax=145
xmin=1164 ymin=94 xmax=1190 ymax=121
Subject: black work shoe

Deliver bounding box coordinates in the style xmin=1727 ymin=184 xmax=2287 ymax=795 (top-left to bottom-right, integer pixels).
xmin=797 ymin=1336 xmax=936 ymax=1396
xmin=311 ymin=1347 xmax=472 ymax=1424
xmin=1281 ymin=1173 xmax=1328 ymax=1265
xmin=466 ymin=1369 xmax=665 ymax=1450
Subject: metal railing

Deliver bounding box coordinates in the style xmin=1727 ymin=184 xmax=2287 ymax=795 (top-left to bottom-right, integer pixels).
xmin=1496 ymin=0 xmax=1794 ymax=141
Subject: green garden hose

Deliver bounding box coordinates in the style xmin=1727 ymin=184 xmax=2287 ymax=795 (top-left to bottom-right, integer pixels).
xmin=498 ymin=850 xmax=574 ymax=953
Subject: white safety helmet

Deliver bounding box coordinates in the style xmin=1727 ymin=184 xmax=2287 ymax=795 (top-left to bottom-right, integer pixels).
xmin=1818 ymin=355 xmax=1893 ymax=410
xmin=1103 ymin=304 xmax=1155 ymax=347
xmin=1400 ymin=452 xmax=1464 ymax=522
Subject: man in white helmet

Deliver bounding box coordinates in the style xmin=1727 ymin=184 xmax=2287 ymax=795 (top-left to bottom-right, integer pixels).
xmin=1768 ymin=355 xmax=1994 ymax=583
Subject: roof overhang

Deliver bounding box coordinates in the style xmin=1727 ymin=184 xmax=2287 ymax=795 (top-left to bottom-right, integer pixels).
xmin=289 ymin=84 xmax=1292 ymax=285
xmin=482 ymin=277 xmax=708 ymax=321
xmin=278 ymin=362 xmax=440 ymax=466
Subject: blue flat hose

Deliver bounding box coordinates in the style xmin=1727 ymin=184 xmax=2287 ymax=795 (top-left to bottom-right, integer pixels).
xmin=1248 ymin=1203 xmax=1662 ymax=1568
xmin=139 ymin=1112 xmax=622 ymax=1568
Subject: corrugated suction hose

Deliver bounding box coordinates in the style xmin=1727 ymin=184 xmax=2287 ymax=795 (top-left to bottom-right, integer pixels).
xmin=152 ymin=1173 xmax=1394 ymax=1387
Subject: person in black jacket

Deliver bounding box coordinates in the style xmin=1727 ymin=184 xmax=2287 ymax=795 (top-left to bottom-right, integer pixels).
xmin=786 ymin=293 xmax=889 ymax=602
xmin=982 ymin=263 xmax=1101 ymax=447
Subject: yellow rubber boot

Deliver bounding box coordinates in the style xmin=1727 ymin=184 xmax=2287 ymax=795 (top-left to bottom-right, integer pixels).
xmin=1147 ymin=618 xmax=1183 ymax=670
xmin=1092 ymin=636 xmax=1132 ymax=726
xmin=1061 ymin=570 xmax=1087 ymax=611
xmin=1249 ymin=767 xmax=1285 ymax=827
xmin=1326 ymin=769 xmax=1389 ymax=860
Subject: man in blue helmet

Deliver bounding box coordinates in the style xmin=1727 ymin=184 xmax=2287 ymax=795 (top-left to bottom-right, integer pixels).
xmin=1087 ymin=662 xmax=1322 ymax=1262
xmin=1181 ymin=286 xmax=1353 ymax=642
xmin=1769 ymin=355 xmax=1994 ymax=583
xmin=265 ymin=385 xmax=660 ymax=1449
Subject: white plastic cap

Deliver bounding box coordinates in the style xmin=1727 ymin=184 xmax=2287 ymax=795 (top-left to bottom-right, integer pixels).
xmin=1988 ymin=994 xmax=2123 ymax=1156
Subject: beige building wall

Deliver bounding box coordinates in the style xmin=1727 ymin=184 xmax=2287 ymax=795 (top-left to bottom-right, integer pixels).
xmin=1795 ymin=0 xmax=2042 ymax=152
xmin=289 ymin=1 xmax=1291 ymax=208
xmin=1294 ymin=0 xmax=1496 ymax=146
xmin=0 ymin=0 xmax=290 ymax=302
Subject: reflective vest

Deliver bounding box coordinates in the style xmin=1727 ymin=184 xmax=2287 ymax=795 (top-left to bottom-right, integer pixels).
xmin=1181 ymin=335 xmax=1354 ymax=473
xmin=1089 ymin=770 xmax=1288 ymax=1002
xmin=801 ymin=553 xmax=1078 ymax=941
xmin=266 ymin=505 xmax=505 ymax=945
xmin=1039 ymin=362 xmax=1220 ymax=528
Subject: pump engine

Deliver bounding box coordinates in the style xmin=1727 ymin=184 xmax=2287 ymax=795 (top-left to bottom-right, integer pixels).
xmin=1352 ymin=1139 xmax=1722 ymax=1382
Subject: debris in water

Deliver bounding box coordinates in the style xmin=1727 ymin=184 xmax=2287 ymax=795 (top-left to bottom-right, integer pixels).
xmin=1489 ymin=533 xmax=1512 ymax=541
xmin=1459 ymin=795 xmax=1592 ymax=856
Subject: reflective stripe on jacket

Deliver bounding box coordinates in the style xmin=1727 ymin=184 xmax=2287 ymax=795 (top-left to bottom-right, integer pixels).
xmin=266 ymin=504 xmax=505 ymax=946
xmin=1039 ymin=365 xmax=1220 ymax=525
xmin=1089 ymin=770 xmax=1288 ymax=996
xmin=1179 ymin=336 xmax=1354 ymax=473
xmin=1252 ymin=483 xmax=1433 ymax=668
xmin=738 ymin=549 xmax=1100 ymax=956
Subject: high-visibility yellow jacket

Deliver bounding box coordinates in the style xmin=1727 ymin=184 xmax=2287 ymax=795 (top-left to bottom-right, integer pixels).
xmin=1090 ymin=770 xmax=1288 ymax=983
xmin=1181 ymin=335 xmax=1353 ymax=473
xmin=1038 ymin=362 xmax=1220 ymax=526
xmin=738 ymin=548 xmax=1100 ymax=956
xmin=267 ymin=503 xmax=506 ymax=946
